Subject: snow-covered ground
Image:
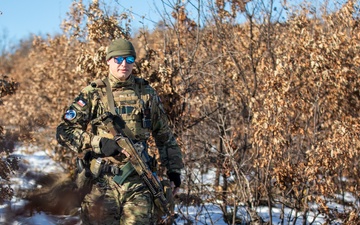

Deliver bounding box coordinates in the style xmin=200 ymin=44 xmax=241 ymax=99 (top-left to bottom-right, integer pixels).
xmin=0 ymin=145 xmax=336 ymax=224
xmin=0 ymin=145 xmax=80 ymax=224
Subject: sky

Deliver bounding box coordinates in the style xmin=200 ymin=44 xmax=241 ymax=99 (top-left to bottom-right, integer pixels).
xmin=0 ymin=0 xmax=338 ymax=45
xmin=0 ymin=0 xmax=163 ymax=43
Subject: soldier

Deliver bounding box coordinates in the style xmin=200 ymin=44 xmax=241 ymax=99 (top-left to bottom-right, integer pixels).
xmin=56 ymin=38 xmax=184 ymax=224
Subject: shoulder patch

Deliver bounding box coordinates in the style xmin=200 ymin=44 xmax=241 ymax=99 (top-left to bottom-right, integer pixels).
xmin=64 ymin=109 xmax=77 ymax=121
xmin=76 ymin=98 xmax=86 ymax=107
xmin=74 ymin=94 xmax=88 ymax=108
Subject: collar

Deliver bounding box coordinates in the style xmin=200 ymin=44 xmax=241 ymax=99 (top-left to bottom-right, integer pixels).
xmin=108 ymin=73 xmax=135 ymax=89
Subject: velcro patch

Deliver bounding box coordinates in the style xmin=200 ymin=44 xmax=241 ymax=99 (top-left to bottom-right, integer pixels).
xmin=76 ymin=99 xmax=86 ymax=107
xmin=64 ymin=109 xmax=77 ymax=121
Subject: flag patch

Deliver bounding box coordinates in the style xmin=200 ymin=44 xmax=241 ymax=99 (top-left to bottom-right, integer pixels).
xmin=77 ymin=99 xmax=86 ymax=107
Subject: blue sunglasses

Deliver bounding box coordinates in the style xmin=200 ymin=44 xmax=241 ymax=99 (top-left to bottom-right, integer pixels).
xmin=113 ymin=56 xmax=135 ymax=64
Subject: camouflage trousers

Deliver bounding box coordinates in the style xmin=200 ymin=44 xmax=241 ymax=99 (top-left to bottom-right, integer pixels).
xmin=80 ymin=172 xmax=156 ymax=225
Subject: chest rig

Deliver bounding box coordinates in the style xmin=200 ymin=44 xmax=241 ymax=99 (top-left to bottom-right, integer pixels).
xmin=93 ymin=76 xmax=152 ymax=141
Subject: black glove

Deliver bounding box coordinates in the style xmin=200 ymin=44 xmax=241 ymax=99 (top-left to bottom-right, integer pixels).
xmin=168 ymin=172 xmax=181 ymax=188
xmin=99 ymin=138 xmax=122 ymax=156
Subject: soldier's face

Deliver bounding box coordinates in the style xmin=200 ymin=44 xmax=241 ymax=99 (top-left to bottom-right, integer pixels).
xmin=107 ymin=56 xmax=134 ymax=81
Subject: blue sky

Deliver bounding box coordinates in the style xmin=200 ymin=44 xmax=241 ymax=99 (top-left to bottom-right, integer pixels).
xmin=0 ymin=0 xmax=340 ymax=48
xmin=0 ymin=0 xmax=162 ymax=43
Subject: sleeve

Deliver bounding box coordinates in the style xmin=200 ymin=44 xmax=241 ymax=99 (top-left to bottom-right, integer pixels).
xmin=56 ymin=86 xmax=102 ymax=154
xmin=150 ymin=91 xmax=184 ymax=174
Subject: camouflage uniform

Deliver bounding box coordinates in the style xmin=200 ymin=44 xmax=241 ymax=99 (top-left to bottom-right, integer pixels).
xmin=56 ymin=73 xmax=184 ymax=225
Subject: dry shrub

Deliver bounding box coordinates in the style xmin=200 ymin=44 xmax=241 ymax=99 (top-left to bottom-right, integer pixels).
xmin=0 ymin=0 xmax=359 ymax=223
xmin=0 ymin=75 xmax=19 ymax=203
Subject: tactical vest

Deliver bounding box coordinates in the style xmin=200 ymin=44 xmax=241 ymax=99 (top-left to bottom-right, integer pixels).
xmin=92 ymin=77 xmax=152 ymax=141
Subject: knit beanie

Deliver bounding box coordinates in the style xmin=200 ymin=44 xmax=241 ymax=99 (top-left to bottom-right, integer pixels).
xmin=106 ymin=38 xmax=136 ymax=60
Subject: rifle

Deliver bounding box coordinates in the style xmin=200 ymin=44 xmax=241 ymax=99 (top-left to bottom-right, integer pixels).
xmin=92 ymin=112 xmax=175 ymax=224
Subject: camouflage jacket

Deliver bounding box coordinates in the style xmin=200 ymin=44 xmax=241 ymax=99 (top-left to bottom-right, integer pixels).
xmin=56 ymin=74 xmax=183 ymax=174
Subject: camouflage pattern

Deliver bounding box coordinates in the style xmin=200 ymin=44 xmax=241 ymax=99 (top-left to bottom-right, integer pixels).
xmin=80 ymin=173 xmax=154 ymax=225
xmin=56 ymin=73 xmax=183 ymax=224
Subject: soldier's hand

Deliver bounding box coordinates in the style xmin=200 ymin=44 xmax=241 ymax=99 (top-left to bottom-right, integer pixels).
xmin=99 ymin=138 xmax=123 ymax=156
xmin=168 ymin=172 xmax=181 ymax=195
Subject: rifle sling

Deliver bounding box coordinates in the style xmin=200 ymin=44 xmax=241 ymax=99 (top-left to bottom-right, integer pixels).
xmin=103 ymin=77 xmax=116 ymax=115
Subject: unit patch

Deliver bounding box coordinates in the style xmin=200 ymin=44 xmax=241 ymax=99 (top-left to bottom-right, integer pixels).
xmin=64 ymin=109 xmax=77 ymax=121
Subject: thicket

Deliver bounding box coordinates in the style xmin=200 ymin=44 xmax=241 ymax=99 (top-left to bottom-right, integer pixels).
xmin=0 ymin=0 xmax=359 ymax=224
xmin=0 ymin=76 xmax=18 ymax=203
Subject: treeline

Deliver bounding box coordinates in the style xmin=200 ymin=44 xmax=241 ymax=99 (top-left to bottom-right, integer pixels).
xmin=0 ymin=0 xmax=359 ymax=224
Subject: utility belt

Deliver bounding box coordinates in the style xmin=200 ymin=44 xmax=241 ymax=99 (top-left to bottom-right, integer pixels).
xmin=90 ymin=158 xmax=135 ymax=185
xmin=77 ymin=141 xmax=155 ymax=186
